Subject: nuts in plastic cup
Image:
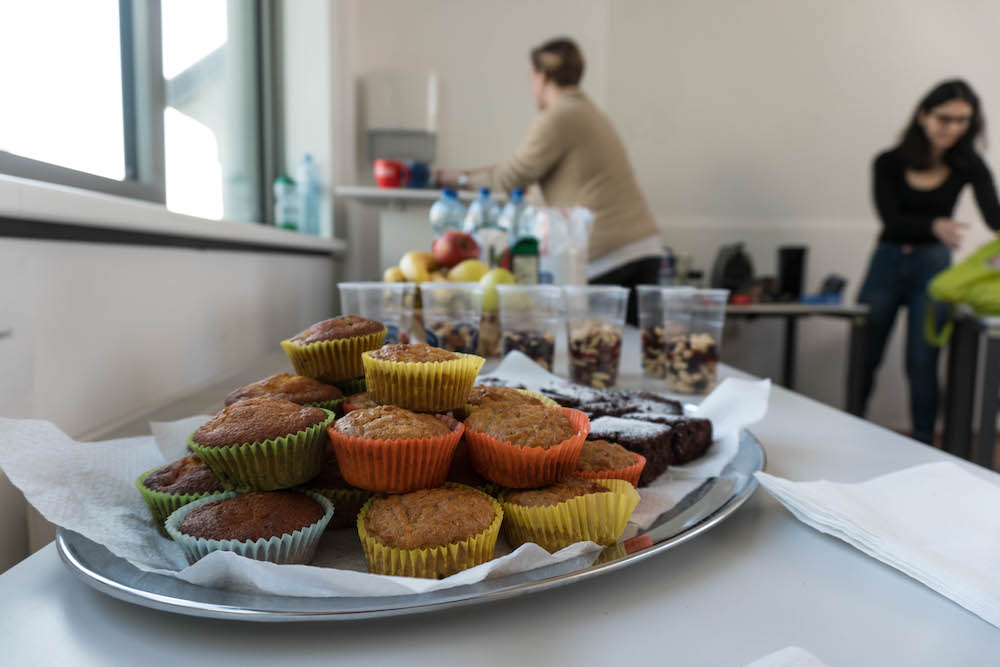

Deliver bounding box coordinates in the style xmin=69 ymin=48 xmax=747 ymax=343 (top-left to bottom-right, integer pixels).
xmin=664 ymin=288 xmax=728 ymax=394
xmin=563 ymin=285 xmax=628 ymax=388
xmin=637 ymin=285 xmax=671 ymax=380
xmin=497 ymin=284 xmax=561 ymax=371
xmin=420 ymin=282 xmax=484 ymax=354
xmin=338 ymin=282 xmax=414 ymax=345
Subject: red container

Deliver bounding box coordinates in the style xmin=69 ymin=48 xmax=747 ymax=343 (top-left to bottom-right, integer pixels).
xmin=374 ymin=159 xmax=409 ymax=188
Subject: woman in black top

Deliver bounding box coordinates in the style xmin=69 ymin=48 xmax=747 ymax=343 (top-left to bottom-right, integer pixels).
xmin=860 ymin=79 xmax=1000 ymax=444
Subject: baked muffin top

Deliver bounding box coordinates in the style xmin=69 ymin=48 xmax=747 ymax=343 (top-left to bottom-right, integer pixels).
xmin=224 ymin=373 xmax=342 ymax=407
xmin=333 ymin=405 xmax=451 ymax=440
xmin=575 ymin=439 xmax=638 ymax=473
xmin=363 ymin=487 xmax=496 ymax=549
xmin=179 ymin=491 xmax=325 ymax=542
xmin=144 ymin=455 xmax=222 ymax=495
xmin=192 ymin=397 xmax=328 ymax=447
xmin=504 ymin=478 xmax=609 ymax=508
xmin=464 ymin=405 xmax=576 ymax=449
xmin=307 ymin=448 xmax=350 ymax=490
xmin=467 ymin=385 xmax=542 ymax=408
xmin=343 ymin=392 xmax=379 ymax=412
xmin=289 ymin=315 xmax=384 ymax=344
xmin=369 ymin=343 xmax=458 ymax=363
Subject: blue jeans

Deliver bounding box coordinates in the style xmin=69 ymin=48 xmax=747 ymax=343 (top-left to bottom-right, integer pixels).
xmin=858 ymin=243 xmax=951 ymax=444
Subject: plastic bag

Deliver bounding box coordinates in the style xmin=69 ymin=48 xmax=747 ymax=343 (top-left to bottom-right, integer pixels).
xmin=528 ymin=207 xmax=593 ymax=286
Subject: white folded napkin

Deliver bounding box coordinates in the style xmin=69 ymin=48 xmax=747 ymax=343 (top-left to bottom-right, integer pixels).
xmin=757 ymin=462 xmax=1000 ymax=629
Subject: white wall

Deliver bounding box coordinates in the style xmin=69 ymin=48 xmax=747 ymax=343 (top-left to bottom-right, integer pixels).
xmin=0 ymin=236 xmax=337 ymax=570
xmin=338 ymin=0 xmax=999 ymax=432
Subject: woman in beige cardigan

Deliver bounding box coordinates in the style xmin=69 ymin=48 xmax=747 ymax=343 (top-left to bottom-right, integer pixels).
xmin=436 ymin=38 xmax=662 ymax=323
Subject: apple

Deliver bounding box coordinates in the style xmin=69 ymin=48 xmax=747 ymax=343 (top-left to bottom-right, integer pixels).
xmin=479 ymin=268 xmax=516 ymax=312
xmin=447 ymin=259 xmax=489 ymax=283
xmin=432 ymin=231 xmax=480 ymax=269
xmin=383 ymin=266 xmax=406 ymax=282
xmin=399 ymin=251 xmax=431 ymax=283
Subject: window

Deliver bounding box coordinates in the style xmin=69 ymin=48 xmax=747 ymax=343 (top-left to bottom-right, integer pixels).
xmin=0 ymin=1 xmax=126 ymax=180
xmin=0 ymin=0 xmax=273 ymax=223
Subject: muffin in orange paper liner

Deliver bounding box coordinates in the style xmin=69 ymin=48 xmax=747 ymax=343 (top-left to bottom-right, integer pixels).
xmin=280 ymin=316 xmax=386 ymax=384
xmin=361 ymin=343 xmax=484 ymax=413
xmin=460 ymin=385 xmax=560 ymax=419
xmin=327 ymin=406 xmax=464 ymax=493
xmin=356 ymin=483 xmax=503 ymax=579
xmin=500 ymin=478 xmax=640 ymax=553
xmin=463 ymin=405 xmax=590 ymax=488
xmin=571 ymin=439 xmax=647 ymax=487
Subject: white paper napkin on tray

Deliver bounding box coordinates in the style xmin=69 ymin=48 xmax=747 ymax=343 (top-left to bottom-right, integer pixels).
xmin=757 ymin=462 xmax=1000 ymax=630
xmin=0 ymin=353 xmax=768 ymax=597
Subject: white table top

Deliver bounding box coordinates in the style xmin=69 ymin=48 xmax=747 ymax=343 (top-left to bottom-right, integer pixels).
xmin=334 ymin=185 xmax=506 ymax=208
xmin=2 ymin=343 xmax=999 ymax=665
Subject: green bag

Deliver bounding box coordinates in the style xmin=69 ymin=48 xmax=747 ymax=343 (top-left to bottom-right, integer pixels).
xmin=925 ymin=236 xmax=1000 ymax=346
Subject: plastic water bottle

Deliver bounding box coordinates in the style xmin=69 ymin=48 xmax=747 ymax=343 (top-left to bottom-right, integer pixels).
xmin=498 ymin=187 xmax=525 ymax=237
xmin=273 ymin=174 xmax=298 ymax=231
xmin=465 ymin=188 xmax=506 ymax=267
xmin=296 ymin=154 xmax=321 ymax=236
xmin=429 ymin=188 xmax=466 ymax=239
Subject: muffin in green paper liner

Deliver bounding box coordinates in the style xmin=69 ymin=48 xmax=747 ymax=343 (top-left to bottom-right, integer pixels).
xmin=224 ymin=373 xmax=344 ymax=415
xmin=187 ymin=397 xmax=335 ymax=491
xmin=136 ymin=454 xmax=225 ymax=537
xmin=165 ymin=490 xmax=334 ymax=565
xmin=333 ymin=377 xmax=366 ymax=396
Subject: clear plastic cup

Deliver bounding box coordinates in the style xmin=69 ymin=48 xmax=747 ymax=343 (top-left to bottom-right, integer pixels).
xmin=338 ymin=282 xmax=414 ymax=345
xmin=497 ymin=284 xmax=562 ymax=371
xmin=637 ymin=285 xmax=672 ymax=380
xmin=562 ymin=285 xmax=628 ymax=388
xmin=663 ymin=287 xmax=728 ymax=394
xmin=419 ymin=282 xmax=484 ymax=354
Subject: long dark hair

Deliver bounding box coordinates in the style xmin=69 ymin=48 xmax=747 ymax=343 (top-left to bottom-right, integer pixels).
xmin=896 ymin=79 xmax=984 ymax=170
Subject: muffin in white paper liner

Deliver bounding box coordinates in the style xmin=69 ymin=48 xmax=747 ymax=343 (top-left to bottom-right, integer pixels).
xmin=164 ymin=490 xmax=334 ymax=565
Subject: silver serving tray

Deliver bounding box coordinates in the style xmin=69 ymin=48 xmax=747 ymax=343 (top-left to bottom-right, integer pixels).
xmin=57 ymin=430 xmax=765 ymax=622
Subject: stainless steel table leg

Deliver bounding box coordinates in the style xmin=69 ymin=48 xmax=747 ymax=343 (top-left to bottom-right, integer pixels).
xmin=942 ymin=313 xmax=979 ymax=459
xmin=974 ymin=333 xmax=1000 ymax=470
xmin=846 ymin=315 xmax=867 ymax=416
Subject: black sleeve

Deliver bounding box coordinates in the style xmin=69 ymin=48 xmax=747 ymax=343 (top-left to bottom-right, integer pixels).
xmin=872 ymin=152 xmax=937 ymax=243
xmin=969 ymin=156 xmax=1000 ymax=232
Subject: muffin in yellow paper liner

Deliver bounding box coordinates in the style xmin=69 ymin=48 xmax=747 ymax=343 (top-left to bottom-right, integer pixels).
xmin=356 ymin=483 xmax=503 ymax=579
xmin=500 ymin=479 xmax=640 ymax=553
xmin=361 ymin=350 xmax=484 ymax=412
xmin=281 ymin=328 xmax=386 ymax=384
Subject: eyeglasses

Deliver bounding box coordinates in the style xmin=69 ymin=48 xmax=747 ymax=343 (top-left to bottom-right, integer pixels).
xmin=931 ymin=112 xmax=973 ymax=126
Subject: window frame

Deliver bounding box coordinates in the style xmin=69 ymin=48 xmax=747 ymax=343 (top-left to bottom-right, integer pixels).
xmin=0 ymin=0 xmax=166 ymax=204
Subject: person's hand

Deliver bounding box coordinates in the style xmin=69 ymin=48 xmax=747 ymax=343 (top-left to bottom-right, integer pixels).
xmin=931 ymin=218 xmax=969 ymax=249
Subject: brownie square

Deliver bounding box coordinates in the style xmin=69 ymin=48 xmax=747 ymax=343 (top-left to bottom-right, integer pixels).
xmin=619 ymin=412 xmax=713 ymax=465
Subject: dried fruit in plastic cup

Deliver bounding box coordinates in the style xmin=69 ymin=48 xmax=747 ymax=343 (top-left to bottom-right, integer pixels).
xmin=664 ymin=288 xmax=728 ymax=394
xmin=497 ymin=284 xmax=562 ymax=371
xmin=563 ymin=285 xmax=628 ymax=388
xmin=420 ymin=282 xmax=484 ymax=354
